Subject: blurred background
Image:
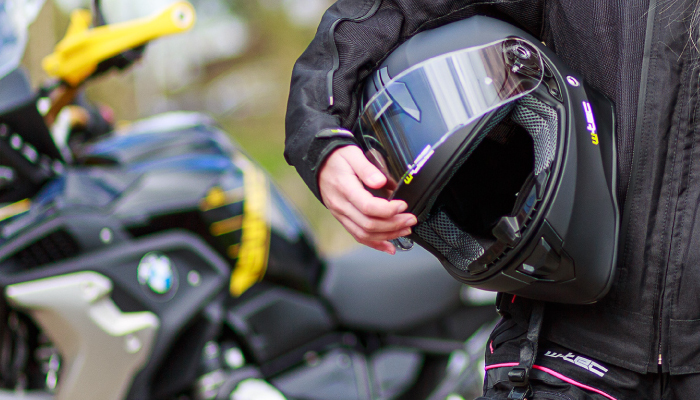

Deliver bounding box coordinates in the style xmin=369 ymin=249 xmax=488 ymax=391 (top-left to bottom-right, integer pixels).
xmin=20 ymin=0 xmax=358 ymax=256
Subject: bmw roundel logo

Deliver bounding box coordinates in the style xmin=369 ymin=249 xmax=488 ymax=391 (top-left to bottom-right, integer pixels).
xmin=138 ymin=252 xmax=178 ymax=297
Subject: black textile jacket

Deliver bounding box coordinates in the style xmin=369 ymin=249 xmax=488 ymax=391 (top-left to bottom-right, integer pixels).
xmin=284 ymin=0 xmax=700 ymax=374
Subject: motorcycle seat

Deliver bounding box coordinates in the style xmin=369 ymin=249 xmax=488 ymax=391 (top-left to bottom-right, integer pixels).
xmin=320 ymin=245 xmax=463 ymax=332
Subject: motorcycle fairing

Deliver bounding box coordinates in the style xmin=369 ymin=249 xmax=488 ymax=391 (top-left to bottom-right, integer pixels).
xmin=1 ymin=231 xmax=229 ymax=400
xmin=1 ymin=112 xmax=323 ymax=296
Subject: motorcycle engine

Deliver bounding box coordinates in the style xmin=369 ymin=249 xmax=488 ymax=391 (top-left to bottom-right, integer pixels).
xmin=0 ymin=304 xmax=60 ymax=394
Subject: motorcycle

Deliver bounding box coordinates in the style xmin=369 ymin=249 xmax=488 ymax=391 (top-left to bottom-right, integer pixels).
xmin=0 ymin=1 xmax=499 ymax=399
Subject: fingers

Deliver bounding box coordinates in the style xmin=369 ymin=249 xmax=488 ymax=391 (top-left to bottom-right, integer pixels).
xmin=327 ymin=192 xmax=415 ymax=245
xmin=339 ymin=204 xmax=415 ymax=237
xmin=360 ymin=240 xmax=399 ymax=255
xmin=335 ymin=213 xmax=413 ymax=242
xmin=346 ymin=188 xmax=407 ymax=219
xmin=341 ymin=146 xmax=387 ymax=189
xmin=318 ymin=145 xmax=417 ymax=254
xmin=335 ymin=215 xmax=410 ymax=255
xmin=324 ymin=146 xmax=404 ymax=218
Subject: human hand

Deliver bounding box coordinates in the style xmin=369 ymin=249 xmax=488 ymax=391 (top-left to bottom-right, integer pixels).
xmin=318 ymin=145 xmax=417 ymax=255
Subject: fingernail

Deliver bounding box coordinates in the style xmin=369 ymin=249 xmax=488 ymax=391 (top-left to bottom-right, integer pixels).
xmin=401 ymin=228 xmax=412 ymax=236
xmin=367 ymin=173 xmax=384 ymax=186
xmin=382 ymin=241 xmax=396 ymax=255
xmin=404 ymin=216 xmax=417 ymax=226
xmin=396 ymin=201 xmax=408 ymax=213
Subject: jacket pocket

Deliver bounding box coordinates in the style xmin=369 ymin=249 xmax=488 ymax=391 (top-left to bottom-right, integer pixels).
xmin=668 ymin=318 xmax=700 ymax=374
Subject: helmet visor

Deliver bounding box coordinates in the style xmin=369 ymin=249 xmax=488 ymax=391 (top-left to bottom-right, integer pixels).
xmin=356 ymin=38 xmax=544 ymax=199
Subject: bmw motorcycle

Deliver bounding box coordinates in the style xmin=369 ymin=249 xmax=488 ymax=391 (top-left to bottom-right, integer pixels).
xmin=0 ymin=1 xmax=498 ymax=399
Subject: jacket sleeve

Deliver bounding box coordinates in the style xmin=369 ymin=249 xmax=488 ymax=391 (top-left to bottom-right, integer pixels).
xmin=284 ymin=0 xmax=544 ymax=202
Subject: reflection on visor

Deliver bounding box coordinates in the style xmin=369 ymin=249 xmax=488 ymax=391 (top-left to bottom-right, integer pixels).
xmin=357 ymin=38 xmax=544 ymax=199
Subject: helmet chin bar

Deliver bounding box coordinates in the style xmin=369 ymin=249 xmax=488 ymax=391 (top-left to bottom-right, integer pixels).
xmin=413 ymin=94 xmax=559 ymax=276
xmin=470 ymin=170 xmax=548 ymax=274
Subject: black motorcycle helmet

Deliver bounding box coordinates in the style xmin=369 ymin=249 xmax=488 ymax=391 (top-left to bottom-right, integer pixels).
xmin=353 ymin=16 xmax=619 ymax=304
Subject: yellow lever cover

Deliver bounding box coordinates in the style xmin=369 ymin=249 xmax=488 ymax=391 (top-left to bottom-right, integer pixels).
xmin=42 ymin=1 xmax=196 ymax=86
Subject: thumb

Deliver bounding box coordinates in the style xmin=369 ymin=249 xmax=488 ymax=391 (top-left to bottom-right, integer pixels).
xmin=343 ymin=146 xmax=387 ymax=189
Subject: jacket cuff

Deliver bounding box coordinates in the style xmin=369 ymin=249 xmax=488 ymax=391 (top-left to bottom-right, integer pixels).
xmin=302 ymin=129 xmax=358 ymax=204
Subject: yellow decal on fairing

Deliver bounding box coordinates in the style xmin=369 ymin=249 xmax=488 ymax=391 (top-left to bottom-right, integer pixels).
xmin=0 ymin=199 xmax=31 ymax=222
xmin=210 ymin=215 xmax=243 ymax=236
xmin=229 ymin=157 xmax=271 ymax=297
xmin=200 ymin=186 xmax=245 ymax=212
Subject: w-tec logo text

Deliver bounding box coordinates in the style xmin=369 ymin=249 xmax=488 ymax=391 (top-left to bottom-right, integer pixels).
xmin=544 ymin=351 xmax=608 ymax=377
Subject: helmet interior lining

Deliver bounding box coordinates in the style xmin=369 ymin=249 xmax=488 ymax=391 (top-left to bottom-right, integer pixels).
xmin=414 ymin=94 xmax=559 ymax=272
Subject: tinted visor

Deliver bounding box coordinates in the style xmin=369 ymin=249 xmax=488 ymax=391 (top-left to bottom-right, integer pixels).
xmin=356 ymin=38 xmax=544 ymax=199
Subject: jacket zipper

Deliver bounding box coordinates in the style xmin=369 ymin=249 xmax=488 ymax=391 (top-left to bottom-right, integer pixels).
xmin=657 ymin=285 xmax=665 ymax=365
xmin=657 ymin=137 xmax=687 ymax=367
xmin=618 ymin=0 xmax=659 ymax=367
xmin=325 ymin=0 xmax=382 ymax=107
